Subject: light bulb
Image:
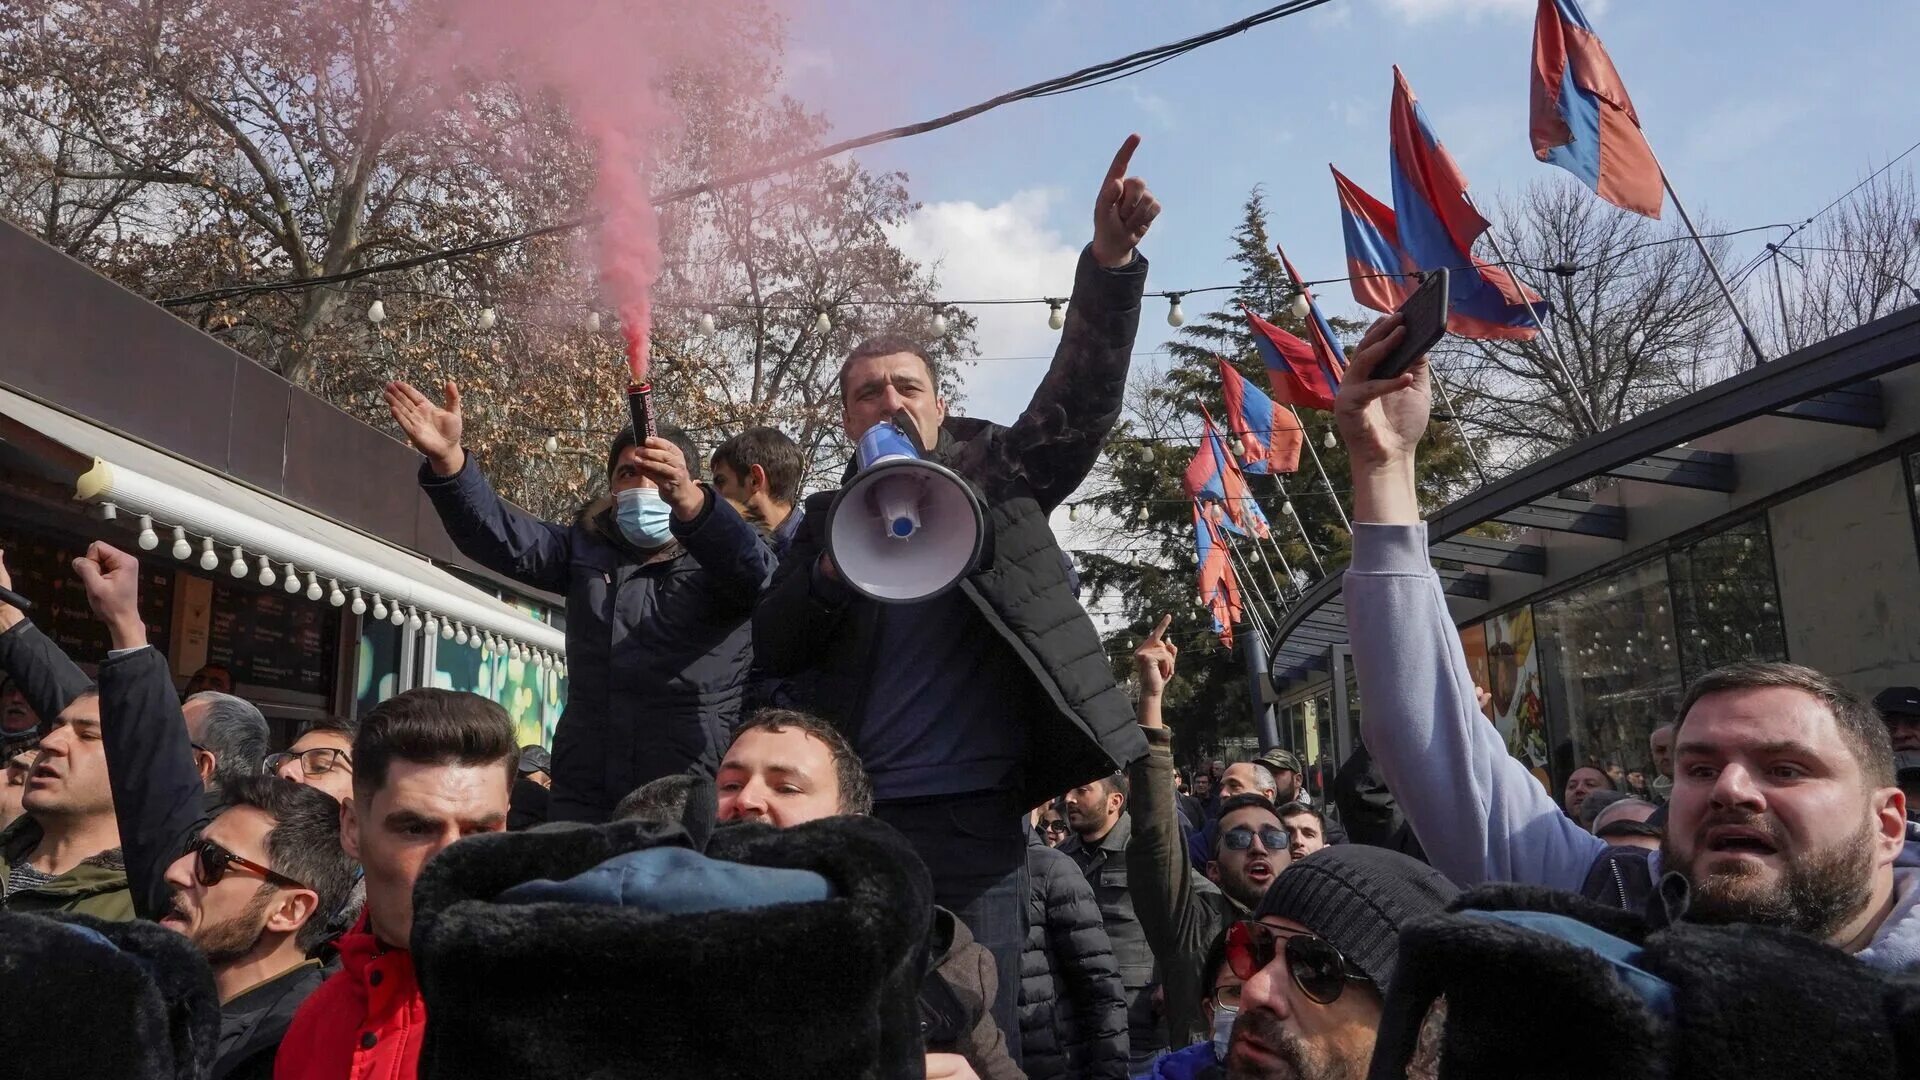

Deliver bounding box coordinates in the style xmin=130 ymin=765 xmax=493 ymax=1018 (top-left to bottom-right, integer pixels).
xmin=586 ymin=311 xmax=602 ymax=333
xmin=477 ymin=306 xmax=496 ymax=331
xmin=1282 ymin=501 xmax=1295 ymax=516
xmin=257 ymin=556 xmax=276 ymax=587
xmin=544 ymin=435 xmax=559 ymax=454
xmin=439 ymin=619 xmax=454 ymax=641
xmin=368 ymin=298 xmax=386 ymax=324
xmin=350 ymin=588 xmax=367 ymax=616
xmin=170 ymin=527 xmax=192 ymax=560
xmin=283 ymin=564 xmax=301 ymax=593
xmin=932 ymin=309 xmax=949 ymax=334
xmin=389 ymin=605 xmax=405 ymax=627
xmin=305 ymin=572 xmax=322 ymax=601
xmin=1047 ymin=300 xmax=1065 ymax=331
xmin=328 ymin=580 xmax=346 ymax=607
xmin=200 ymin=537 xmax=219 ymax=571
xmin=1068 ymin=504 xmax=1079 ymax=523
xmin=229 ymin=547 xmax=247 ymax=578
xmin=1166 ymin=296 xmax=1185 ymax=328
xmin=1290 ymin=292 xmax=1310 ymax=320
xmin=456 ymin=625 xmax=469 ymax=646
xmin=697 ymin=311 xmax=715 ymax=336
xmin=372 ymin=595 xmax=388 ymax=621
xmin=136 ymin=515 xmax=158 ymax=551
xmin=407 ymin=607 xmax=422 ymax=631
xmin=510 ymin=643 xmax=523 ymax=661
xmin=814 ymin=310 xmax=831 ymax=334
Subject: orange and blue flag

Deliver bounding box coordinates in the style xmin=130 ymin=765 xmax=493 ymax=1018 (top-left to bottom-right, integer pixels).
xmin=1389 ymin=66 xmax=1549 ymax=341
xmin=1334 ymin=165 xmax=1418 ymax=313
xmin=1244 ymin=305 xmax=1338 ymax=411
xmin=1531 ymin=0 xmax=1662 ymax=218
xmin=1218 ymin=358 xmax=1302 ymax=475
xmin=1201 ymin=405 xmax=1272 ymax=540
xmin=1277 ymin=244 xmax=1350 ymax=385
xmin=1192 ymin=502 xmax=1241 ymax=646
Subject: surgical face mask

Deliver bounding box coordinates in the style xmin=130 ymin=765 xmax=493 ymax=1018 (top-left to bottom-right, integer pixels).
xmin=1211 ymin=1002 xmax=1238 ymax=1061
xmin=615 ymin=487 xmax=673 ymax=548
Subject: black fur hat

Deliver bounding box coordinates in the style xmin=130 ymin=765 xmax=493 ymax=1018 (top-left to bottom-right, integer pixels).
xmin=1366 ymin=882 xmax=1920 ymax=1080
xmin=0 ymin=911 xmax=220 ymax=1080
xmin=409 ymin=811 xmax=935 ymax=1079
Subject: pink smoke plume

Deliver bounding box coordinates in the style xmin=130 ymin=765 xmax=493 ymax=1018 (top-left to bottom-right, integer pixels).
xmin=412 ymin=1 xmax=773 ymax=381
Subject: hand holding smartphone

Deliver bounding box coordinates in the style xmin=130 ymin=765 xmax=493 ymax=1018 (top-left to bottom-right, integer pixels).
xmin=1371 ymin=268 xmax=1450 ymax=381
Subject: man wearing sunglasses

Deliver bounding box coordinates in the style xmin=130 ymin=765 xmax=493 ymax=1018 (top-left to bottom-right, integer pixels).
xmin=1127 ymin=615 xmax=1296 ymax=1049
xmin=266 ymin=718 xmax=356 ymax=805
xmin=1223 ymin=846 xmax=1456 ymax=1080
xmin=158 ymin=775 xmax=357 ymax=1079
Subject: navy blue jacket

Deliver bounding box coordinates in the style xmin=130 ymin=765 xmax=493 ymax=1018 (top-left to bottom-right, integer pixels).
xmin=421 ymin=460 xmax=777 ymax=822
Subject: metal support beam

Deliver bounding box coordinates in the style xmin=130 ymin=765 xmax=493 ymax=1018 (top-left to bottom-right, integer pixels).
xmin=1430 ymin=536 xmax=1547 ymax=575
xmin=1494 ymin=496 xmax=1629 ymax=539
xmin=1605 ymin=447 xmax=1738 ymax=492
xmin=1437 ymin=568 xmax=1491 ymax=600
xmin=1772 ymin=380 xmax=1885 ymax=429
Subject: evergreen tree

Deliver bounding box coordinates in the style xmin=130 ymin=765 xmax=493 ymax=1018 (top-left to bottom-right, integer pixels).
xmin=1077 ymin=188 xmax=1476 ymax=762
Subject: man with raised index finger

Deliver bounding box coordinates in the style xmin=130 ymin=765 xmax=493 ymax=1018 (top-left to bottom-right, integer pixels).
xmin=754 ymin=135 xmax=1163 ymax=1056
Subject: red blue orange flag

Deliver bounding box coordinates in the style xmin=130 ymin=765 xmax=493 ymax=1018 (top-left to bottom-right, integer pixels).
xmin=1192 ymin=502 xmax=1241 ymax=646
xmin=1389 ymin=66 xmax=1550 ymax=341
xmin=1531 ymin=0 xmax=1662 ymax=218
xmin=1244 ymin=305 xmax=1338 ymax=411
xmin=1333 ymin=166 xmax=1418 ymax=313
xmin=1200 ymin=405 xmax=1272 ymax=541
xmin=1218 ymin=358 xmax=1302 ymax=475
xmin=1276 ymin=244 xmax=1350 ymax=386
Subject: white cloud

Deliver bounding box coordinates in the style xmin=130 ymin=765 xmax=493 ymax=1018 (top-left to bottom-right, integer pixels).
xmin=884 ymin=188 xmax=1084 ymax=424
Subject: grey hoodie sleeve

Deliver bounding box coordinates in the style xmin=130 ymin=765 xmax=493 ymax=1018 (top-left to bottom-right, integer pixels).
xmin=1345 ymin=521 xmax=1604 ymax=892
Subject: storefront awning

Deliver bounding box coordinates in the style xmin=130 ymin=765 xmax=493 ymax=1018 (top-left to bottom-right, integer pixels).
xmin=0 ymin=386 xmax=566 ymax=661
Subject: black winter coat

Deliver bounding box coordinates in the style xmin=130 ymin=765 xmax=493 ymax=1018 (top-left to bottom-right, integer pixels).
xmin=422 ymin=461 xmax=776 ymax=822
xmin=97 ymin=645 xmax=216 ymax=921
xmin=753 ymin=246 xmax=1152 ymax=806
xmin=1020 ymin=831 xmax=1129 ymax=1080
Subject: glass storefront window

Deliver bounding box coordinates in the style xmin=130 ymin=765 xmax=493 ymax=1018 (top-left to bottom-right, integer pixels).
xmin=1668 ymin=516 xmax=1788 ymax=681
xmin=1535 ymin=559 xmax=1685 ymax=779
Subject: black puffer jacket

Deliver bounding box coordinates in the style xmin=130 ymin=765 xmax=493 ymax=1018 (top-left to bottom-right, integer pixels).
xmin=1020 ymin=831 xmax=1129 ymax=1080
xmin=422 ymin=462 xmax=775 ymax=822
xmin=754 ymin=246 xmax=1152 ymax=806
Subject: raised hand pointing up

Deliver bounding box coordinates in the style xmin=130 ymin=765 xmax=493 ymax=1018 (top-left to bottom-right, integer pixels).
xmin=1091 ymin=133 xmax=1161 ymax=269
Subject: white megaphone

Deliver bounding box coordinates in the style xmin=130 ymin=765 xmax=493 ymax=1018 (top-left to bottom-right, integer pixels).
xmin=825 ymin=414 xmax=987 ymax=604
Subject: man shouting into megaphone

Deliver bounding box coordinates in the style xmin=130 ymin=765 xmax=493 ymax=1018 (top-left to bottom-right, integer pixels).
xmin=754 ymin=135 xmax=1160 ymax=1063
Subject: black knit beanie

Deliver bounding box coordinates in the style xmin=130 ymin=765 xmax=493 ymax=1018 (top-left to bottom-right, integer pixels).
xmin=1251 ymin=845 xmax=1458 ymax=996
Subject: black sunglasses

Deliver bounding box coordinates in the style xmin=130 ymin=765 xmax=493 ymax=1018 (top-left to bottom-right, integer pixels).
xmin=1225 ymin=920 xmax=1371 ymax=1005
xmin=1041 ymin=820 xmax=1070 ymax=834
xmin=1220 ymin=824 xmax=1290 ymax=853
xmin=193 ymin=837 xmax=307 ymax=891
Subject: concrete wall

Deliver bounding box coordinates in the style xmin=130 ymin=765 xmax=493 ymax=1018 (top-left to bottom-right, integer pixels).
xmin=1769 ymin=458 xmax=1920 ymax=692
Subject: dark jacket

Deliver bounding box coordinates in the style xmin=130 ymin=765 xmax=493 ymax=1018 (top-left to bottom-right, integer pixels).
xmin=0 ymin=618 xmax=93 ymax=726
xmin=507 ymin=776 xmax=550 ymax=831
xmin=1020 ymin=831 xmax=1129 ymax=1080
xmin=753 ymin=246 xmax=1152 ymax=808
xmin=1127 ymin=733 xmax=1241 ymax=1049
xmin=1060 ymin=811 xmax=1164 ymax=1063
xmin=98 ymin=645 xmax=211 ymax=921
xmin=421 ymin=461 xmax=777 ymax=821
xmin=924 ymin=906 xmax=1026 ymax=1080
xmin=213 ymin=959 xmax=327 ymax=1080
xmin=1329 ymin=743 xmax=1423 ymax=861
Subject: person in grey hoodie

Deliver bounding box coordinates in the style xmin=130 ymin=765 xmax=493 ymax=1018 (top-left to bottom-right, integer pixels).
xmin=1331 ymin=310 xmax=1920 ymax=974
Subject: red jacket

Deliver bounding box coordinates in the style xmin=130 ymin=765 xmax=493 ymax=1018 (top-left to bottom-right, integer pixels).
xmin=274 ymin=916 xmax=426 ymax=1080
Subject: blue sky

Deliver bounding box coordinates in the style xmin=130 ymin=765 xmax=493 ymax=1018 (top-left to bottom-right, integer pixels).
xmin=785 ymin=0 xmax=1920 ymax=422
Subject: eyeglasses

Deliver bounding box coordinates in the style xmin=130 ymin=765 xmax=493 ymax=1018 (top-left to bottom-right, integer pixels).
xmin=1225 ymin=920 xmax=1371 ymax=1005
xmin=193 ymin=837 xmax=308 ymax=891
xmin=1041 ymin=821 xmax=1070 ymax=836
xmin=1220 ymin=825 xmax=1290 ymax=853
xmin=264 ymin=747 xmax=352 ymax=775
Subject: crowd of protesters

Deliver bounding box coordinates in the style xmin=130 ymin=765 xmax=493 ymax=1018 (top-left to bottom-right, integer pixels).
xmin=5 ymin=134 xmax=1920 ymax=1079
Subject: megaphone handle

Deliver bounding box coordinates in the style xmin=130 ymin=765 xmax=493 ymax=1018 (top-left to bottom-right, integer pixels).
xmin=891 ymin=407 xmax=926 ymax=454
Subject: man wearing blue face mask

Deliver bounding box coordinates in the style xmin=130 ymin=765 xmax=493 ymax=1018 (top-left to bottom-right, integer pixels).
xmin=387 ymin=381 xmax=777 ymax=823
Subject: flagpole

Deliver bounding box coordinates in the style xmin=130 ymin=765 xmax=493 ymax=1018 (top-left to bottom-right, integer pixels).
xmin=1428 ymin=368 xmax=1490 ymax=487
xmin=1653 ymin=156 xmax=1768 ymax=366
xmin=1257 ymin=528 xmax=1301 ymax=598
xmin=1291 ymin=405 xmax=1353 ymax=534
xmin=1235 ymin=520 xmax=1297 ymax=612
xmin=1222 ymin=527 xmax=1285 ymax=632
xmin=1464 ymin=203 xmax=1605 ymax=435
xmin=1272 ymin=476 xmax=1328 ymax=576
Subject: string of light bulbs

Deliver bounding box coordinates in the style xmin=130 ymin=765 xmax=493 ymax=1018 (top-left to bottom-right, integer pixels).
xmin=94 ymin=504 xmax=565 ymax=669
